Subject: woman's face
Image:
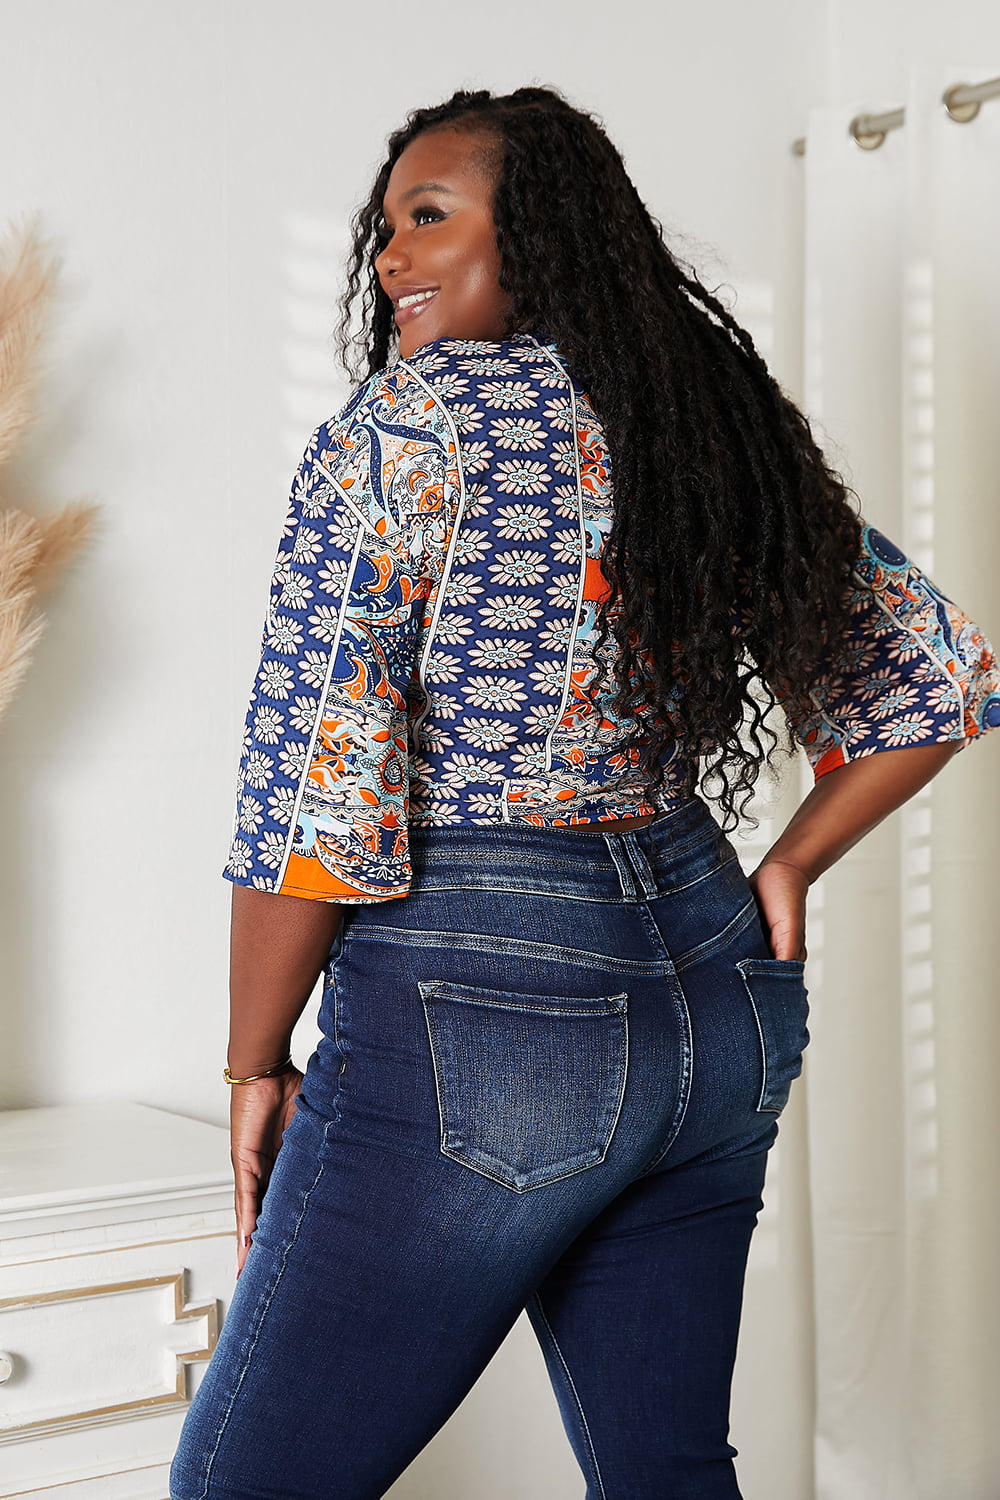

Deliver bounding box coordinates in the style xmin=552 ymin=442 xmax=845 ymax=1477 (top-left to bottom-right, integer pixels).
xmin=375 ymin=129 xmax=512 ymax=358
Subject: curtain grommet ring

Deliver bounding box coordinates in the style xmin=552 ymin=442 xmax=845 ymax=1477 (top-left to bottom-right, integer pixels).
xmin=943 ymin=84 xmax=981 ymax=125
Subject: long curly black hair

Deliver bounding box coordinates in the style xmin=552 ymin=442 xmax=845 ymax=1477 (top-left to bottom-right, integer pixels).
xmin=339 ymin=86 xmax=862 ymax=828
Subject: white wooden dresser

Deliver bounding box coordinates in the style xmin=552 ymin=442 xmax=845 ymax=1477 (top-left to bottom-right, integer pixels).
xmin=0 ymin=1103 xmax=235 ymax=1499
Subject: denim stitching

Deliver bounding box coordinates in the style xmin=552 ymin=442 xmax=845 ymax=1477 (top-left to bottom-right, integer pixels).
xmin=636 ymin=967 xmax=695 ymax=1177
xmin=415 ymin=849 xmax=617 ymax=869
xmin=608 ymin=995 xmax=629 ymax=1162
xmin=605 ymin=837 xmax=640 ymax=900
xmin=740 ymin=969 xmax=773 ymax=1113
xmin=409 ymin=878 xmax=631 ymax=903
xmin=654 ymin=850 xmax=741 ymax=900
xmin=530 ymin=1292 xmax=608 ymax=1500
xmin=437 ymin=1143 xmax=611 ymax=1194
xmin=419 ymin=987 xmax=629 ymax=1193
xmin=620 ymin=913 xmax=694 ymax=1178
xmin=195 ymin=1120 xmax=335 ymax=1497
xmin=672 ymin=897 xmax=759 ymax=972
xmin=414 ymin=846 xmax=652 ymax=870
xmin=646 ymin=823 xmax=725 ymax=861
xmin=736 ymin=959 xmax=807 ymax=1113
xmin=600 ymin=843 xmax=740 ymax=908
xmin=419 ymin=984 xmax=626 ymax=1020
xmin=350 ymin=925 xmax=667 ymax=975
xmin=619 ymin=834 xmax=658 ymax=899
xmin=421 ymin=995 xmax=450 ymax=1163
xmin=329 ymin=940 xmax=346 ymax=1063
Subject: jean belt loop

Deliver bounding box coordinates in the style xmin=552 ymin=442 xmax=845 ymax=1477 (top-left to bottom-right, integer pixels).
xmin=604 ymin=832 xmax=657 ymax=902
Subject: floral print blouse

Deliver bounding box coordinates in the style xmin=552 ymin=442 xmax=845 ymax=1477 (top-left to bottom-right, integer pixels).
xmin=225 ymin=335 xmax=1000 ymax=902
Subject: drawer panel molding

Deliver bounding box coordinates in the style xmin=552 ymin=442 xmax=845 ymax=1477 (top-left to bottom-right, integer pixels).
xmin=0 ymin=1272 xmax=219 ymax=1441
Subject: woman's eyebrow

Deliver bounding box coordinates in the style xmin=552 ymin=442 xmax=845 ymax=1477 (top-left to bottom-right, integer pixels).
xmin=401 ymin=181 xmax=456 ymax=201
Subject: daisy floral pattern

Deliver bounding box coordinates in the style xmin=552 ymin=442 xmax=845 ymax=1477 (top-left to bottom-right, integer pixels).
xmin=495 ymin=460 xmax=552 ymax=495
xmin=490 ymin=417 xmax=545 ymax=450
xmin=477 ymin=595 xmax=544 ymax=631
xmin=227 ymin=362 xmax=458 ymax=901
xmin=227 ymin=337 xmax=1000 ymax=902
xmin=494 ymin=504 xmax=552 ymax=539
xmin=479 ymin=380 xmax=536 ymax=409
xmin=786 ymin=525 xmax=1000 ymax=776
xmin=489 ymin=550 xmax=548 ymax=585
xmin=463 ymin=675 xmax=529 ymax=710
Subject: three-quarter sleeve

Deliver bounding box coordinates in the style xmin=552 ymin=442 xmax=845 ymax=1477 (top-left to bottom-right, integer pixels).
xmin=225 ymin=377 xmax=455 ymax=900
xmin=785 ymin=523 xmax=1000 ymax=778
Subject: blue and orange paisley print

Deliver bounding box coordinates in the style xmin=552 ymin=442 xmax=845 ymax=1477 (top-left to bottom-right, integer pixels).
xmin=225 ymin=335 xmax=1000 ymax=901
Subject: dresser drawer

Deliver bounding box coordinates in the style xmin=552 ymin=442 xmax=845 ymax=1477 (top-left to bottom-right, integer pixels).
xmin=0 ymin=1104 xmax=235 ymax=1498
xmin=0 ymin=1098 xmax=232 ymax=1494
xmin=0 ymin=1269 xmax=217 ymax=1438
xmin=2 ymin=1463 xmax=172 ymax=1498
xmin=0 ymin=1234 xmax=234 ymax=1495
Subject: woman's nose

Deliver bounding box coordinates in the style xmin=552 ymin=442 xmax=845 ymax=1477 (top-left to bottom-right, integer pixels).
xmin=374 ymin=231 xmax=410 ymax=278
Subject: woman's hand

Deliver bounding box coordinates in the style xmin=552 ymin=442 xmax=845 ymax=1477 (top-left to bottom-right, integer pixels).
xmin=230 ymin=1067 xmax=304 ymax=1276
xmin=749 ymin=744 xmax=962 ymax=962
xmin=226 ymin=884 xmax=343 ymax=1276
xmin=748 ymin=857 xmax=809 ymax=962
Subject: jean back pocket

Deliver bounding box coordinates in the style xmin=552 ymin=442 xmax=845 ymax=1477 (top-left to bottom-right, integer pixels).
xmin=736 ymin=957 xmax=810 ymax=1114
xmin=419 ymin=980 xmax=629 ymax=1192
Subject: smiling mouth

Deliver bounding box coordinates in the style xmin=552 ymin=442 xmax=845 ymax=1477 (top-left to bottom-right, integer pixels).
xmin=398 ymin=289 xmax=438 ymax=309
xmin=393 ymin=288 xmax=440 ymax=324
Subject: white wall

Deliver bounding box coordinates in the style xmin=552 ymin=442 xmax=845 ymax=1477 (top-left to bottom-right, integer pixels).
xmin=0 ymin=0 xmax=822 ymax=1122
xmin=826 ymin=0 xmax=1000 ymax=101
xmin=0 ymin=1 xmax=995 ymax=1495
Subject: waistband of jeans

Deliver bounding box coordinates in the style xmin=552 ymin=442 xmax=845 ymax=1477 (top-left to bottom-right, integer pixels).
xmin=402 ymin=795 xmax=727 ymax=900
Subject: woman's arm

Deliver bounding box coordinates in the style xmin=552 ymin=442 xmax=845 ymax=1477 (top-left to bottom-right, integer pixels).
xmin=228 ymin=885 xmax=343 ymax=1273
xmin=754 ymin=522 xmax=999 ymax=961
xmin=750 ymin=741 xmax=961 ymax=962
xmin=228 ymin=885 xmax=343 ymax=1076
xmin=221 ymin=392 xmax=450 ymax=1270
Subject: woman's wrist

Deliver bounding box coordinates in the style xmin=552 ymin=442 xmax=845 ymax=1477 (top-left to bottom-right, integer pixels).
xmin=753 ymin=849 xmax=816 ymax=885
xmin=226 ymin=1040 xmax=294 ymax=1070
xmin=227 ymin=884 xmax=342 ymax=1088
xmin=224 ymin=1052 xmax=295 ymax=1085
xmin=762 ymin=743 xmax=961 ymax=886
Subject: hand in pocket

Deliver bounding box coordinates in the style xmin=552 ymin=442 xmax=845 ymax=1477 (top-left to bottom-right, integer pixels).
xmin=748 ymin=858 xmax=808 ymax=962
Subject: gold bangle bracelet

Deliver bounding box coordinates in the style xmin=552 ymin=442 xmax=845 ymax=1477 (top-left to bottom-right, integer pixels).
xmin=223 ymin=1054 xmax=294 ymax=1085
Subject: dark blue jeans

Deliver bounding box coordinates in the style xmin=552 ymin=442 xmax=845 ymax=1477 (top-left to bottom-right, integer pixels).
xmin=170 ymin=798 xmax=808 ymax=1500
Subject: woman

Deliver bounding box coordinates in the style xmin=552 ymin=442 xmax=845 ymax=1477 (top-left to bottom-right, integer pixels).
xmin=171 ymin=88 xmax=999 ymax=1500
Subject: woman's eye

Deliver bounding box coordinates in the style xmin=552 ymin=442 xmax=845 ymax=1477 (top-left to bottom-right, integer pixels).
xmin=413 ymin=206 xmax=445 ymax=227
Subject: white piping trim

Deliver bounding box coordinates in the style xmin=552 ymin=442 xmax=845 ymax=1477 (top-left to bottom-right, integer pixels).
xmin=811 ymin=563 xmax=967 ymax=766
xmin=544 ymin=367 xmax=587 ymax=773
xmin=803 ymin=682 xmax=851 ymax=752
xmin=273 ymin=527 xmax=365 ymax=891
xmin=397 ymin=358 xmax=469 ymax=747
xmin=861 ymin=563 xmax=966 ymax=732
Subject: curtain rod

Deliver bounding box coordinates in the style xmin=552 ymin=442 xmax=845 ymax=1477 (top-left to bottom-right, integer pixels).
xmin=791 ymin=74 xmax=1000 ymax=156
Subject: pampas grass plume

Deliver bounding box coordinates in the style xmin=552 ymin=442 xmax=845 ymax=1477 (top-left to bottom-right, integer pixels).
xmin=0 ymin=217 xmax=56 ymax=471
xmin=0 ymin=221 xmax=99 ymax=723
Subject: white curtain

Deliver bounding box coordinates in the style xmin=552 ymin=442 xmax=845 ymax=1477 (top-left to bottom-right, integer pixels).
xmin=388 ymin=70 xmax=1000 ymax=1500
xmin=794 ymin=67 xmax=1000 ymax=1500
